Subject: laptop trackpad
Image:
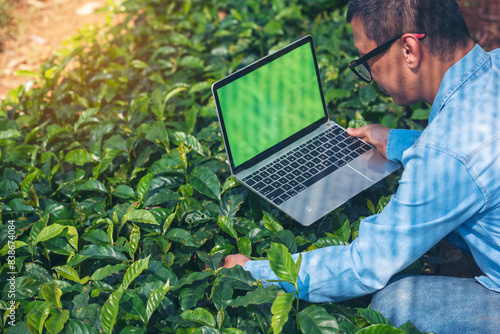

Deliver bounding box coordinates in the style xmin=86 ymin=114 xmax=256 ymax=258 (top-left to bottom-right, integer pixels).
xmin=280 ymin=166 xmax=375 ymax=226
xmin=348 ymin=149 xmax=401 ymax=181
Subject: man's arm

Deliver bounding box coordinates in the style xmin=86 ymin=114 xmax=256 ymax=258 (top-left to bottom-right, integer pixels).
xmin=347 ymin=125 xmax=422 ymax=163
xmin=230 ymin=144 xmax=485 ymax=302
xmin=223 ymin=254 xmax=251 ymax=269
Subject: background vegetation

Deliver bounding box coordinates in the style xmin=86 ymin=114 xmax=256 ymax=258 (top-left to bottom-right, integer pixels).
xmin=1 ymin=0 xmax=433 ymax=333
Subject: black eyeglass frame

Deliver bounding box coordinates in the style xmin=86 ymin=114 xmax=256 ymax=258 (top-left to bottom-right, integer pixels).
xmin=349 ymin=33 xmax=427 ymax=83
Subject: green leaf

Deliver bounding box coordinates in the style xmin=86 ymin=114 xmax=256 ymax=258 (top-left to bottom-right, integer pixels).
xmin=0 ymin=179 xmax=18 ymax=196
xmin=237 ymin=237 xmax=252 ymax=257
xmin=164 ymin=86 xmax=187 ymax=104
xmin=263 ymin=20 xmax=284 ymax=35
xmin=263 ymin=212 xmax=283 ymax=233
xmin=145 ymin=121 xmax=169 ymax=148
xmin=27 ymin=302 xmax=52 ymax=334
xmin=0 ymin=240 xmax=29 ymax=256
xmin=75 ymin=180 xmax=108 ymax=194
xmin=325 ymin=89 xmax=351 ymax=103
xmin=34 ymin=224 xmax=66 ymax=245
xmin=179 ymin=56 xmax=204 ymax=69
xmin=228 ymin=285 xmax=281 ymax=308
xmin=66 ymin=226 xmax=78 ymax=250
xmin=122 ymin=209 xmax=159 ymax=225
xmin=196 ymin=251 xmax=224 ymax=271
xmin=297 ymin=305 xmax=340 ymax=334
xmin=367 ymin=199 xmax=376 ymax=214
xmin=217 ymin=215 xmax=238 ymax=239
xmin=165 ymin=228 xmax=197 ymax=246
xmin=268 ymin=243 xmax=298 ymax=284
xmin=129 ymin=223 xmax=141 ymax=258
xmin=64 ymin=149 xmax=95 ymax=166
xmin=65 ymin=319 xmax=98 ymax=334
xmin=70 ymin=244 xmax=128 ymax=265
xmin=131 ymin=59 xmax=148 ymax=69
xmin=53 ymin=265 xmax=81 ymax=283
xmin=137 ymin=173 xmax=154 ymax=203
xmin=339 ymin=219 xmax=351 ymax=243
xmin=271 ymin=292 xmax=294 ymax=334
xmin=314 ymin=236 xmax=348 ymax=248
xmin=122 ymin=256 xmax=150 ymax=290
xmin=357 ymin=308 xmax=392 ymax=326
xmin=41 ymin=282 xmax=63 ymax=308
xmin=145 ymin=280 xmax=170 ymax=324
xmin=20 ymin=168 xmax=42 ymax=198
xmin=112 ymin=185 xmax=136 ymax=200
xmin=359 ymin=85 xmax=377 ymax=105
xmin=271 ymin=230 xmax=297 ymax=254
xmin=90 ymin=263 xmax=129 ymax=281
xmin=221 ymin=176 xmax=240 ymax=194
xmin=101 ymin=286 xmax=124 ymax=334
xmin=45 ymin=310 xmax=70 ymax=334
xmin=24 ymin=263 xmax=52 ymax=282
xmin=411 ymin=107 xmax=430 ymax=120
xmin=179 ymin=281 xmax=208 ymax=311
xmin=180 ymin=307 xmax=216 ymax=328
xmin=189 ymin=166 xmax=221 ymax=200
xmin=0 ymin=128 xmax=21 ymax=140
xmin=355 ymin=324 xmax=403 ymax=334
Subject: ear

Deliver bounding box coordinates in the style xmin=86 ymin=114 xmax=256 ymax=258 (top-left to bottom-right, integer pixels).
xmin=401 ymin=34 xmax=423 ymax=69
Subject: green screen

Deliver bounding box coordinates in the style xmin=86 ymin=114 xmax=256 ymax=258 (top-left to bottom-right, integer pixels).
xmin=218 ymin=43 xmax=325 ymax=168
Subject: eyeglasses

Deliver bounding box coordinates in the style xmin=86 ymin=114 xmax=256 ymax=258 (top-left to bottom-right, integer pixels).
xmin=349 ymin=33 xmax=426 ymax=83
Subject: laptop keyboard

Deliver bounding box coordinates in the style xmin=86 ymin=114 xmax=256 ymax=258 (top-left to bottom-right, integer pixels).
xmin=242 ymin=126 xmax=372 ymax=205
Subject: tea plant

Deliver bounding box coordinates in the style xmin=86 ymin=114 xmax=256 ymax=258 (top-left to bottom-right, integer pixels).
xmin=0 ymin=0 xmax=431 ymax=333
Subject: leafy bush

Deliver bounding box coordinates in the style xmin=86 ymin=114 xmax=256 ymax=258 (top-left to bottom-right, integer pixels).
xmin=0 ymin=0 xmax=431 ymax=333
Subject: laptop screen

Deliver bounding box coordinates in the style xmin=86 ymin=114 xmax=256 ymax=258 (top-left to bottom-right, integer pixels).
xmin=216 ymin=39 xmax=326 ymax=168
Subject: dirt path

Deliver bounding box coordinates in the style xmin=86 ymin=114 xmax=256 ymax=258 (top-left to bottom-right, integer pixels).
xmin=0 ymin=0 xmax=111 ymax=99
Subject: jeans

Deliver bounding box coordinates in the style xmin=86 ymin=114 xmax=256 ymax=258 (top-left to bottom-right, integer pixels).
xmin=370 ymin=275 xmax=500 ymax=334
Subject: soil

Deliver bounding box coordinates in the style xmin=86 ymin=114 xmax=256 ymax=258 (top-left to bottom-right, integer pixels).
xmin=0 ymin=0 xmax=111 ymax=99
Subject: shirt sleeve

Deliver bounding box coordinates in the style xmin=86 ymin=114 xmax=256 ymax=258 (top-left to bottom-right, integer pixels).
xmin=244 ymin=144 xmax=485 ymax=303
xmin=386 ymin=129 xmax=422 ymax=163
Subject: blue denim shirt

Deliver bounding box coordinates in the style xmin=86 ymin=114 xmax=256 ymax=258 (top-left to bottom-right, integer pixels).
xmin=244 ymin=45 xmax=500 ymax=302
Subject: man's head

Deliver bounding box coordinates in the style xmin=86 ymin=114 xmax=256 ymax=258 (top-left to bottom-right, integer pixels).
xmin=346 ymin=0 xmax=474 ymax=106
xmin=346 ymin=0 xmax=472 ymax=62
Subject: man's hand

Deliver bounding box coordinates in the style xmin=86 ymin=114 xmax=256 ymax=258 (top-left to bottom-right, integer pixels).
xmin=347 ymin=124 xmax=391 ymax=159
xmin=223 ymin=254 xmax=251 ymax=269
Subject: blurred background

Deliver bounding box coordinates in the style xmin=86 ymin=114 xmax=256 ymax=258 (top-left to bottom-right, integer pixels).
xmin=0 ymin=0 xmax=499 ymax=99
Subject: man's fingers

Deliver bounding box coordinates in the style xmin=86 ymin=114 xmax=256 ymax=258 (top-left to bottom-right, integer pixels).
xmin=346 ymin=126 xmax=365 ymax=138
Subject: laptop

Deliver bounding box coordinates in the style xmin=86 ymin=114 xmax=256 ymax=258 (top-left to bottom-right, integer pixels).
xmin=211 ymin=35 xmax=400 ymax=226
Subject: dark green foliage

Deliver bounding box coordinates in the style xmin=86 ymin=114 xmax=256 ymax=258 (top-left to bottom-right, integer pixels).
xmin=0 ymin=0 xmax=432 ymax=333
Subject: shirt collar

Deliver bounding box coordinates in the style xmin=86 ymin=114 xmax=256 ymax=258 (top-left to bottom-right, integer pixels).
xmin=429 ymin=44 xmax=489 ymax=122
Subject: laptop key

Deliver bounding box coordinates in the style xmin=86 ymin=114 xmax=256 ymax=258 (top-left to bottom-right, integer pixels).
xmin=277 ymin=170 xmax=287 ymax=177
xmin=253 ymin=182 xmax=266 ymax=191
xmin=246 ymin=178 xmax=257 ymax=187
xmin=271 ymin=181 xmax=281 ymax=188
xmin=261 ymin=185 xmax=274 ymax=195
xmin=273 ymin=198 xmax=285 ymax=205
xmin=268 ymin=188 xmax=285 ymax=201
xmin=294 ymin=184 xmax=306 ymax=193
xmin=280 ymin=193 xmax=291 ymax=202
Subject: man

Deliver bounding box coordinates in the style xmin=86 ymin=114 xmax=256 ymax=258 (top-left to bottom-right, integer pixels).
xmin=223 ymin=0 xmax=500 ymax=332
